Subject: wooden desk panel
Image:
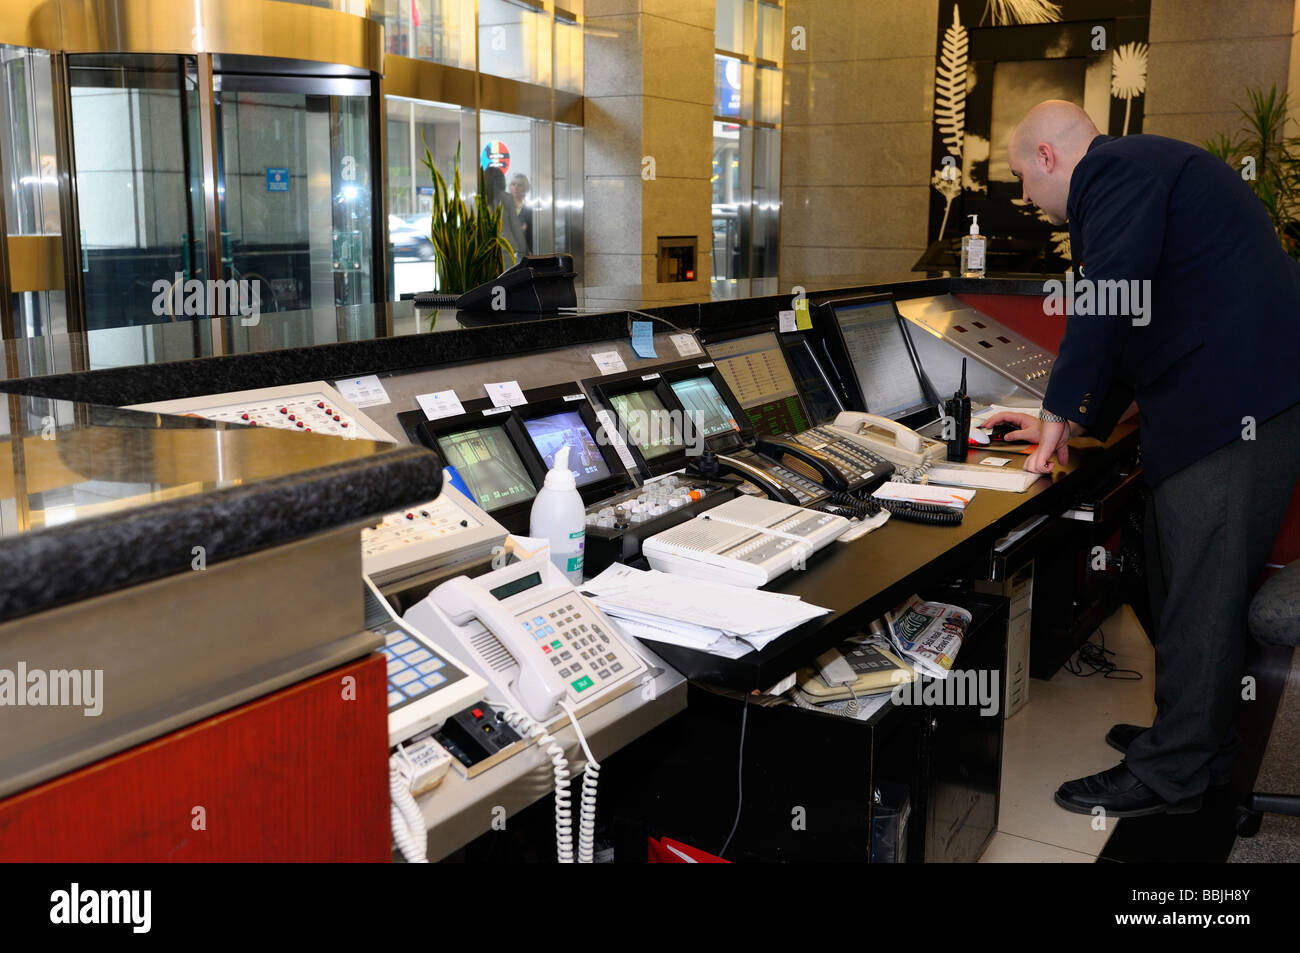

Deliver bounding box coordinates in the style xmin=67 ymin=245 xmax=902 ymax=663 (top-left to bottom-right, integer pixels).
xmin=0 ymin=654 xmax=388 ymax=862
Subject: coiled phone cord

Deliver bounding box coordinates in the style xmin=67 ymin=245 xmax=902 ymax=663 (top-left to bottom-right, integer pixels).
xmin=500 ymin=708 xmax=574 ymax=863
xmin=389 ymin=750 xmax=429 ymax=863
xmin=560 ymin=701 xmax=601 ymax=864
xmin=816 ymin=490 xmax=962 ymax=526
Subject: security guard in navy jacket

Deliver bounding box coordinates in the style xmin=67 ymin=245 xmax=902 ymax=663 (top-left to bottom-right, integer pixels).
xmin=988 ymin=100 xmax=1300 ymax=818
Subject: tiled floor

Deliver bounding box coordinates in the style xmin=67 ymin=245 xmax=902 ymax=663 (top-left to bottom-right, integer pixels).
xmin=979 ymin=603 xmax=1156 ymax=863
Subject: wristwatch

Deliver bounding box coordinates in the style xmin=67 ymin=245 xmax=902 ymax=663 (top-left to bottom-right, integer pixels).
xmin=1039 ymin=408 xmax=1067 ymax=424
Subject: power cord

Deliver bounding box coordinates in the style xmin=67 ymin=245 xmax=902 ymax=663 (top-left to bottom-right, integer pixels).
xmin=498 ymin=707 xmax=575 ymax=862
xmin=1063 ymin=627 xmax=1144 ymax=680
xmin=559 ymin=701 xmax=601 ymax=864
xmin=389 ymin=747 xmax=429 ymax=863
xmin=718 ymin=693 xmax=750 ymax=859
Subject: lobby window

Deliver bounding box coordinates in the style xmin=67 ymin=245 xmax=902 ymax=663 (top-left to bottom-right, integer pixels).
xmin=478 ymin=0 xmax=553 ymax=87
xmin=385 ymin=97 xmax=474 ymax=298
xmin=713 ymin=0 xmax=783 ymax=299
xmin=0 ymin=46 xmax=65 ymax=341
xmin=372 ymin=0 xmax=476 ymax=69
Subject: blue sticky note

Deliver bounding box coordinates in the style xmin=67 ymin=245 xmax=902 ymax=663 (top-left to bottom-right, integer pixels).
xmin=266 ymin=167 xmax=289 ymax=192
xmin=631 ymin=321 xmax=657 ymax=358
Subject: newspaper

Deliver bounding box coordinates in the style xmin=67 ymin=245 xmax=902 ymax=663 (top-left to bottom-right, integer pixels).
xmin=886 ymin=596 xmax=971 ymax=680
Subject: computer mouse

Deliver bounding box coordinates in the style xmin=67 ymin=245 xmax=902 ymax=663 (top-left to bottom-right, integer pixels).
xmin=969 ymin=427 xmax=991 ymax=445
xmin=989 ymin=422 xmax=1021 ymax=442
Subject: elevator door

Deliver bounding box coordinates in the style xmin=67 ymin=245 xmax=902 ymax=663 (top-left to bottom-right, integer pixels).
xmin=214 ymin=72 xmax=374 ymax=318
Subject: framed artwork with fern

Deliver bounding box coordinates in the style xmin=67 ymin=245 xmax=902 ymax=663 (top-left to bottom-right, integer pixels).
xmin=923 ymin=0 xmax=1151 ymax=274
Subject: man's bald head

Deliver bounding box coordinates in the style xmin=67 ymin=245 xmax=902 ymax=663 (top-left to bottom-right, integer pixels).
xmin=1007 ymin=100 xmax=1101 ymax=225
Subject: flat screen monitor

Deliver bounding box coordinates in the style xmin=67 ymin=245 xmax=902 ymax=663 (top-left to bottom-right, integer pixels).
xmin=608 ymin=389 xmax=681 ymax=460
xmin=522 ymin=410 xmax=612 ymax=488
xmin=831 ymin=298 xmax=932 ymax=421
xmin=783 ymin=337 xmax=845 ymax=425
xmin=706 ymin=332 xmax=810 ymax=437
xmin=435 ymin=425 xmax=536 ymax=513
xmin=669 ymin=376 xmax=740 ymax=439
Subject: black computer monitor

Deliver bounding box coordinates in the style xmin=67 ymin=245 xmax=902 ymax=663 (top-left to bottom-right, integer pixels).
xmin=704 ymin=331 xmax=812 ymax=437
xmin=780 ymin=334 xmax=845 ymax=425
xmin=824 ymin=294 xmax=938 ymax=428
xmin=607 ymin=388 xmax=682 ymax=460
xmin=668 ymin=375 xmax=741 ymax=439
xmin=433 ymin=424 xmax=537 ymax=514
xmin=521 ymin=409 xmax=613 ymax=488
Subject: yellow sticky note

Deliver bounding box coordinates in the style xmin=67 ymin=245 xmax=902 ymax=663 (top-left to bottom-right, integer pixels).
xmin=794 ymin=298 xmax=812 ymax=330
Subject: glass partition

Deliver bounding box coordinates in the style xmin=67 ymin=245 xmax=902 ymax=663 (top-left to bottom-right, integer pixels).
xmin=478 ymin=0 xmax=552 ymax=86
xmin=385 ymin=96 xmax=474 ymax=299
xmin=372 ymin=0 xmax=476 ymax=69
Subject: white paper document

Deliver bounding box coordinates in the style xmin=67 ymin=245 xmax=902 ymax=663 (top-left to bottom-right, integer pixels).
xmin=416 ymin=389 xmax=466 ymax=420
xmin=872 ymin=481 xmax=976 ymax=510
xmin=333 ymin=375 xmax=391 ymax=407
xmin=581 ymin=563 xmax=829 ymax=657
xmin=485 ymin=380 xmax=527 ymax=407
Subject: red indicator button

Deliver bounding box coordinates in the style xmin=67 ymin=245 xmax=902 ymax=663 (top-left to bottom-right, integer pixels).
xmin=296 ymin=421 xmax=304 ymax=428
xmin=471 ymin=708 xmax=483 ymax=719
xmin=280 ymin=407 xmax=288 ymax=414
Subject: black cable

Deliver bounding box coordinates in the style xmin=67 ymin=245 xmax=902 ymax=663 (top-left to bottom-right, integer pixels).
xmin=718 ymin=693 xmax=750 ymax=859
xmin=1063 ymin=627 xmax=1144 ymax=680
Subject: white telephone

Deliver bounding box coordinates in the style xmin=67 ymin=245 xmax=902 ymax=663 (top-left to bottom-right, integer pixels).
xmin=828 ymin=411 xmax=947 ymax=469
xmin=403 ymin=552 xmax=647 ymax=724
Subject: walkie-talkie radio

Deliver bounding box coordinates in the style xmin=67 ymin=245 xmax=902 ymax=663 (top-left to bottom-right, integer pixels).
xmin=945 ymin=358 xmax=972 ymax=462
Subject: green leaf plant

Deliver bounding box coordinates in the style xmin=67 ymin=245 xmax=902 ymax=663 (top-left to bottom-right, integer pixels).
xmin=419 ymin=138 xmax=514 ymax=326
xmin=1206 ymin=85 xmax=1300 ymax=260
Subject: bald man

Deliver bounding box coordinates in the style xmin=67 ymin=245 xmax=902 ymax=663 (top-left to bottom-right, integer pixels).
xmin=985 ymin=100 xmax=1300 ymax=818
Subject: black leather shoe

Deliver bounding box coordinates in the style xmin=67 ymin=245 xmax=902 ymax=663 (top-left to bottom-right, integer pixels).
xmin=1054 ymin=763 xmax=1203 ymax=817
xmin=1105 ymin=724 xmax=1234 ymax=785
xmin=1106 ymin=723 xmax=1146 ymax=754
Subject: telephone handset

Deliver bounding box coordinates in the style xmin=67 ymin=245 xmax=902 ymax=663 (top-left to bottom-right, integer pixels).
xmin=753 ymin=435 xmax=850 ymax=491
xmin=828 ymin=411 xmax=946 ymax=469
xmin=693 ymin=448 xmax=829 ymax=506
xmin=403 ymin=553 xmax=647 ymax=724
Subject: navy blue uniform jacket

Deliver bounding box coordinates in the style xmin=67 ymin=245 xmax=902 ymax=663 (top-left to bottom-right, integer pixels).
xmin=1043 ymin=133 xmax=1300 ymax=486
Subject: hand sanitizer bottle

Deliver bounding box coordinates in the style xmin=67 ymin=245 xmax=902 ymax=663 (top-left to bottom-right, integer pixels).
xmin=529 ymin=445 xmax=586 ymax=583
xmin=961 ymin=214 xmax=986 ymax=278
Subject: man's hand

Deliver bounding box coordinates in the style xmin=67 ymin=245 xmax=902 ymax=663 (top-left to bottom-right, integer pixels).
xmin=982 ymin=411 xmax=1041 ymax=443
xmin=1026 ymin=420 xmax=1071 ymax=473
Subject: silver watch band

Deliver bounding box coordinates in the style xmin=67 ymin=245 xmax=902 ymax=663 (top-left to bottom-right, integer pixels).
xmin=1039 ymin=409 xmax=1067 ymax=424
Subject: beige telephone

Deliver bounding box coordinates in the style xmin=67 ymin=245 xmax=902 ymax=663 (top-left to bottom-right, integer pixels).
xmin=796 ymin=640 xmax=916 ymax=702
xmin=827 ymin=411 xmax=947 ymax=470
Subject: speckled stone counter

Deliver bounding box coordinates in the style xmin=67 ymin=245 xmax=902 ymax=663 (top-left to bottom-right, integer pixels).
xmin=0 ymin=395 xmax=440 ymax=622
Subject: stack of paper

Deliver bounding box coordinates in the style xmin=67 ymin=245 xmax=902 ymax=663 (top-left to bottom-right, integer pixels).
xmin=873 ymin=481 xmax=976 ymax=510
xmin=580 ymin=563 xmax=830 ymax=659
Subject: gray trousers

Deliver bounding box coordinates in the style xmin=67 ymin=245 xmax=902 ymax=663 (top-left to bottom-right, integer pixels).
xmin=1125 ymin=400 xmax=1300 ymax=802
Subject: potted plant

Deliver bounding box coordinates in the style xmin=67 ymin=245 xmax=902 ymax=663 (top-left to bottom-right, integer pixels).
xmin=419 ymin=140 xmax=514 ymax=326
xmin=1205 ymin=85 xmax=1300 ymax=260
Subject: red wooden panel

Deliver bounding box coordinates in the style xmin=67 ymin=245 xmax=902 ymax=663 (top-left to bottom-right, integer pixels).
xmin=0 ymin=653 xmax=389 ymax=862
xmin=955 ymin=292 xmax=1067 ymax=354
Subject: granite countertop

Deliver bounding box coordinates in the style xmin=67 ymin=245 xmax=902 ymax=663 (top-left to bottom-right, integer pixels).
xmin=0 ymin=395 xmax=441 ymax=622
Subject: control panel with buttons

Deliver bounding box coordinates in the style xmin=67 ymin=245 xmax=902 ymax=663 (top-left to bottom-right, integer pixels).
xmin=127 ymin=382 xmax=396 ymax=442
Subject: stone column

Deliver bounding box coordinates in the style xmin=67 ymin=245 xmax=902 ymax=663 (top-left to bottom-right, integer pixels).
xmin=583 ymin=1 xmax=715 ymax=310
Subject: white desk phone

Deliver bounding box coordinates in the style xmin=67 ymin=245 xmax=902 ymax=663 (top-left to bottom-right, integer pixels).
xmin=401 ymin=553 xmax=649 ymax=863
xmin=827 ymin=411 xmax=947 ymax=470
xmin=404 ymin=552 xmax=648 ymax=724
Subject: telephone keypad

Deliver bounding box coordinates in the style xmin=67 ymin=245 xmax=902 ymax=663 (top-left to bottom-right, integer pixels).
xmin=518 ymin=594 xmax=640 ymax=697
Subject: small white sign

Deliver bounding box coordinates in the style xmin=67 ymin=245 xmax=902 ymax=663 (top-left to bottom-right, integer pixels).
xmin=333 ymin=374 xmax=390 ymax=408
xmin=979 ymin=455 xmax=1011 ymax=467
xmin=592 ymin=350 xmax=628 ymax=375
xmin=778 ymin=310 xmax=797 ymax=333
xmin=416 ymin=389 xmax=465 ymax=421
xmin=671 ymin=333 xmax=703 ymax=357
xmin=486 ymin=380 xmax=527 ymax=408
